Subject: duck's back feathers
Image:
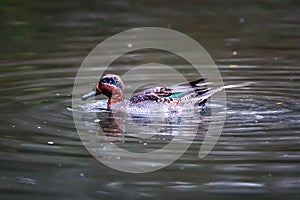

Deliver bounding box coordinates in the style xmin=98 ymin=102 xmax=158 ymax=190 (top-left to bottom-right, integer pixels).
xmin=129 ymin=78 xmax=212 ymax=107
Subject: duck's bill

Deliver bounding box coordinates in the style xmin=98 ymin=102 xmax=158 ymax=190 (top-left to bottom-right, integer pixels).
xmin=81 ymin=90 xmax=101 ymax=100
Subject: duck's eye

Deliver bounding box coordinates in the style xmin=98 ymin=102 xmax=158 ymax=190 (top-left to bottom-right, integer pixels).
xmin=110 ymin=78 xmax=115 ymax=84
xmin=101 ymin=77 xmax=116 ymax=85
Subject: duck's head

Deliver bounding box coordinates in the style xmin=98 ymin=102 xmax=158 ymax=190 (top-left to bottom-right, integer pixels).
xmin=82 ymin=74 xmax=124 ymax=107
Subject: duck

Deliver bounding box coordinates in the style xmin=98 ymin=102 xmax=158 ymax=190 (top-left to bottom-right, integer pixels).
xmin=81 ymin=74 xmax=220 ymax=112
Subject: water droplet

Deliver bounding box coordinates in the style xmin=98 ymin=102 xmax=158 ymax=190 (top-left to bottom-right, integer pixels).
xmin=239 ymin=17 xmax=245 ymax=23
xmin=127 ymin=43 xmax=133 ymax=48
xmin=48 ymin=141 xmax=54 ymax=145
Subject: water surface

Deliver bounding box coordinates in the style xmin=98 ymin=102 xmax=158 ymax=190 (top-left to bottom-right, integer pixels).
xmin=0 ymin=0 xmax=300 ymax=199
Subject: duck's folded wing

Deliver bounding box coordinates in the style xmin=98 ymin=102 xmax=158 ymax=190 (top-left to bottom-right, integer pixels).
xmin=170 ymin=78 xmax=211 ymax=98
xmin=129 ymin=78 xmax=213 ymax=104
xmin=129 ymin=87 xmax=173 ymax=104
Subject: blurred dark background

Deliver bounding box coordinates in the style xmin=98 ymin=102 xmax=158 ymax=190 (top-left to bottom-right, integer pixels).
xmin=1 ymin=0 xmax=299 ymax=65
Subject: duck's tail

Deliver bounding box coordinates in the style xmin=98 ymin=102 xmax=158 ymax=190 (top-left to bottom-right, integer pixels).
xmin=170 ymin=78 xmax=249 ymax=107
xmin=194 ymin=82 xmax=250 ymax=104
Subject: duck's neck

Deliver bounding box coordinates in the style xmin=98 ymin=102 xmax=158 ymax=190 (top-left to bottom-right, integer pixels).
xmin=107 ymin=88 xmax=124 ymax=109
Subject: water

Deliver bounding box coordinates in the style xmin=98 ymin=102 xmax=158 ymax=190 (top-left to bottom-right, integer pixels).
xmin=1 ymin=0 xmax=300 ymax=199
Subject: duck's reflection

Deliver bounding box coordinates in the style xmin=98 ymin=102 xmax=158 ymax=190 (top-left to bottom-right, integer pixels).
xmin=95 ymin=110 xmax=125 ymax=143
xmin=95 ymin=108 xmax=205 ymax=143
